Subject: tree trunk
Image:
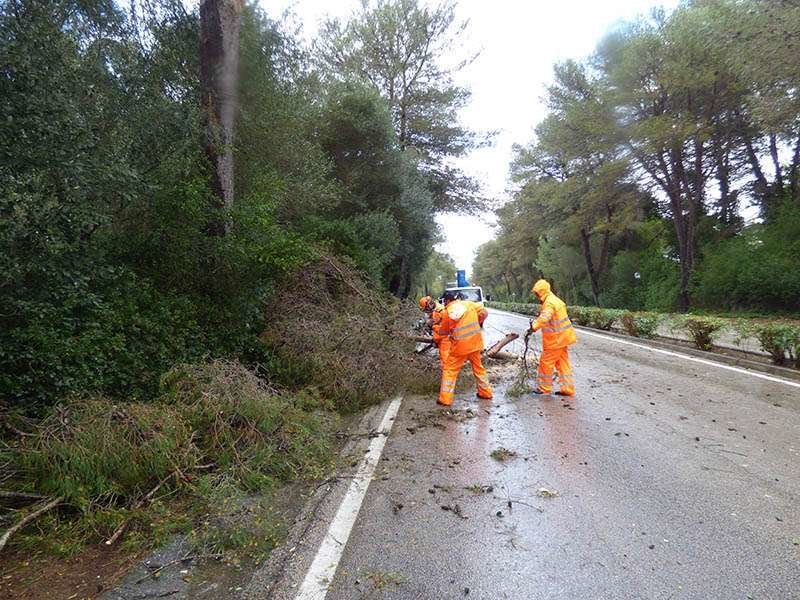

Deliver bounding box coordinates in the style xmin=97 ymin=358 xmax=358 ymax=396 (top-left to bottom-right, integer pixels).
xmin=502 ymin=273 xmax=512 ymax=297
xmin=769 ymin=133 xmax=784 ymax=191
xmin=790 ymin=134 xmax=800 ymax=203
xmin=200 ymin=0 xmax=243 ymax=236
xmin=598 ymin=206 xmax=612 ymax=276
xmin=713 ymin=142 xmax=735 ymax=228
xmin=579 ymin=228 xmax=600 ymax=305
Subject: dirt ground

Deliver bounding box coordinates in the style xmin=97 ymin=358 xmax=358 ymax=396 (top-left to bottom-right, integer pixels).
xmin=0 ymin=544 xmax=143 ymax=600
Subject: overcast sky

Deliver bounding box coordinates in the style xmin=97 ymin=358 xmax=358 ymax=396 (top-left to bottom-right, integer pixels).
xmin=266 ymin=0 xmax=681 ymax=277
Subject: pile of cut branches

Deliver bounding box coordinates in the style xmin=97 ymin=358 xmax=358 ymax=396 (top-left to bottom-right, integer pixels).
xmin=263 ymin=253 xmax=440 ymax=410
xmin=0 ymin=360 xmax=335 ymax=555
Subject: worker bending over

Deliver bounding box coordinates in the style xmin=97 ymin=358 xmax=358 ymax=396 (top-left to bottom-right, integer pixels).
xmin=436 ymin=291 xmax=493 ymax=406
xmin=528 ymin=279 xmax=577 ymax=396
xmin=418 ymin=295 xmax=450 ymax=366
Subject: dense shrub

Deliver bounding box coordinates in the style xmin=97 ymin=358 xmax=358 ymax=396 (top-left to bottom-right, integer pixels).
xmin=693 ymin=202 xmax=800 ymax=312
xmin=742 ymin=322 xmax=800 ymax=367
xmin=568 ymin=306 xmax=591 ymax=326
xmin=586 ymin=307 xmax=621 ymax=330
xmin=677 ymin=315 xmax=726 ymax=350
xmin=619 ymin=311 xmax=662 ymax=338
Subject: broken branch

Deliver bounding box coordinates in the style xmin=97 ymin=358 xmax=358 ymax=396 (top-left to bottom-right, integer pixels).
xmin=0 ymin=490 xmax=46 ymax=502
xmin=483 ymin=332 xmax=519 ymax=357
xmin=0 ymin=496 xmax=63 ymax=553
xmin=105 ymin=471 xmax=174 ymax=546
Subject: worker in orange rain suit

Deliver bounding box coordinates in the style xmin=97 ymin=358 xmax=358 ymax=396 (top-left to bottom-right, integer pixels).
xmin=528 ymin=279 xmax=577 ymax=396
xmin=418 ymin=296 xmax=451 ymax=366
xmin=436 ymin=291 xmax=493 ymax=406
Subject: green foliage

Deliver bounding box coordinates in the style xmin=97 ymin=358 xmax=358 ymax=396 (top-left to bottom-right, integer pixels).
xmin=411 ymin=250 xmax=457 ymax=298
xmin=0 ymin=0 xmax=453 ymax=409
xmin=677 ymin=316 xmax=726 ymax=351
xmin=585 ymin=307 xmax=621 ymax=331
xmin=619 ymin=311 xmax=662 ymax=339
xmin=478 ymin=2 xmax=800 ymax=313
xmin=693 ymin=202 xmax=800 ymax=312
xmin=739 ymin=322 xmax=800 ymax=367
xmin=567 ymin=306 xmax=591 ymax=327
xmin=316 ymin=0 xmax=486 ymax=213
xmin=2 ymin=361 xmax=337 ymax=553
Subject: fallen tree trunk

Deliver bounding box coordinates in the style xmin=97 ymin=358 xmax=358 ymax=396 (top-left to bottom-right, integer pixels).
xmin=483 ymin=333 xmax=519 ymax=358
xmin=485 ymin=351 xmax=516 ymax=361
xmin=408 ymin=332 xmax=519 ymax=361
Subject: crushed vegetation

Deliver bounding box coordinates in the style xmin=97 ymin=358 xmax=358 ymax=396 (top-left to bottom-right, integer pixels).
xmin=262 ymin=255 xmax=440 ymax=410
xmin=1 ymin=361 xmax=336 ymax=560
xmin=0 ymin=254 xmax=437 ymax=567
xmin=507 ymin=334 xmax=539 ymax=397
xmin=536 ymin=487 xmax=558 ymax=498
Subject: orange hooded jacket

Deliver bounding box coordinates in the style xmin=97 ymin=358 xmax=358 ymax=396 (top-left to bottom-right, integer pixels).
xmin=438 ymin=300 xmax=488 ymax=357
xmin=531 ymin=280 xmax=577 ymax=349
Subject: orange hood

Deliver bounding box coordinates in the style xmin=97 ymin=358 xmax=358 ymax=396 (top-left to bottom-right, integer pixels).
xmin=531 ymin=279 xmax=551 ymax=302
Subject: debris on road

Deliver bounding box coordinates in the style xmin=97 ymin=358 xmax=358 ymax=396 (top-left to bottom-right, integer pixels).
xmin=536 ymin=487 xmax=558 ymax=498
xmin=440 ymin=503 xmax=468 ymax=519
xmin=490 ymin=447 xmax=517 ymax=461
xmin=465 ymin=484 xmax=494 ymax=494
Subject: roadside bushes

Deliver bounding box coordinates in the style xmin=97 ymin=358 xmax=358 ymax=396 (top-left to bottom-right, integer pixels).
xmin=568 ymin=306 xmax=591 ymax=326
xmin=619 ymin=311 xmax=662 ymax=339
xmin=585 ymin=307 xmax=621 ymax=330
xmin=676 ymin=316 xmax=725 ymax=351
xmin=486 ymin=301 xmax=537 ymax=316
xmin=739 ymin=322 xmax=800 ymax=367
xmin=487 ymin=301 xmax=800 ymax=367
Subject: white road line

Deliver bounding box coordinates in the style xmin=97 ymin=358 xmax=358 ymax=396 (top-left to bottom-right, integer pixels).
xmin=295 ymin=396 xmax=403 ymax=600
xmin=492 ymin=309 xmax=800 ymax=389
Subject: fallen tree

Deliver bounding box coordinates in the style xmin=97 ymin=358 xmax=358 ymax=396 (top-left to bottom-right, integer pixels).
xmin=407 ymin=331 xmax=520 ymax=360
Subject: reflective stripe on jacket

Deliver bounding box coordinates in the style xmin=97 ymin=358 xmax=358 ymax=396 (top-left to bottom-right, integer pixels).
xmin=532 ymin=292 xmax=577 ymax=349
xmin=430 ymin=303 xmax=446 ymax=344
xmin=438 ymin=300 xmax=486 ymax=357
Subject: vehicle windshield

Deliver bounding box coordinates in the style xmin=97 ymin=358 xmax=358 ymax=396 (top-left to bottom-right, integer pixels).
xmin=456 ymin=288 xmax=482 ymax=302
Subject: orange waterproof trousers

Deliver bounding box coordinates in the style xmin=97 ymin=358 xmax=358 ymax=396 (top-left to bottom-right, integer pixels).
xmin=438 ymin=338 xmax=451 ymax=367
xmin=536 ymin=347 xmax=575 ymax=395
xmin=438 ymin=350 xmax=492 ymax=406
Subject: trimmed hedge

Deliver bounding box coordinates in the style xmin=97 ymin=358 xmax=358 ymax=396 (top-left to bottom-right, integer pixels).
xmin=486 ymin=301 xmax=800 ymax=367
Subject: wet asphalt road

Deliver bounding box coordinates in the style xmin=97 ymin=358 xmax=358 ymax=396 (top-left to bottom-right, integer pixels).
xmin=278 ymin=309 xmax=800 ymax=600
